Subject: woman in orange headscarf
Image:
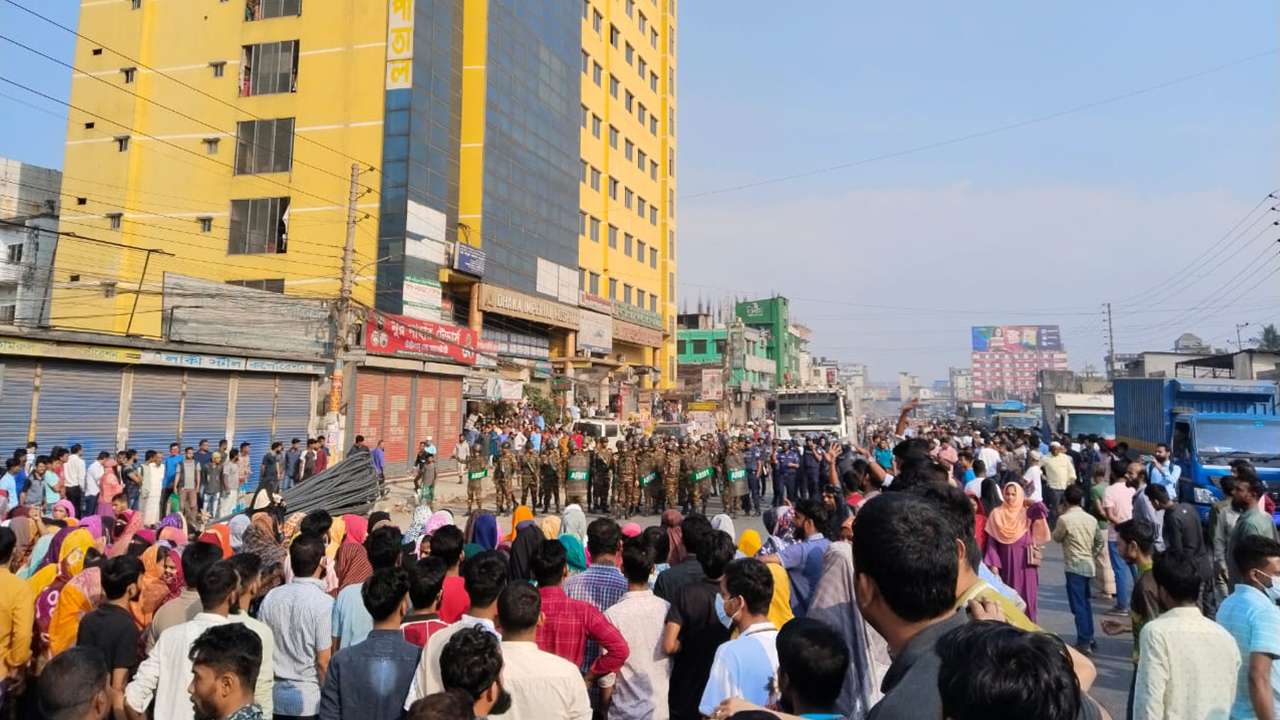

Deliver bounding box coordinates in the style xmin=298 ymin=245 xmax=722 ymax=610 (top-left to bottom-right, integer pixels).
xmin=983 ymin=479 xmax=1050 ymax=622
xmin=130 ymin=545 xmax=175 ymax=629
xmin=507 ymin=506 xmax=534 ymax=542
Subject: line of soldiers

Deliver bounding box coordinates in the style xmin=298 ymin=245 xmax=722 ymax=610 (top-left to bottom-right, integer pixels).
xmin=461 ymin=432 xmax=772 ymax=519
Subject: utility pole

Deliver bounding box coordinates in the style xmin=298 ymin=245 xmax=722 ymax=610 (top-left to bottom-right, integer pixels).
xmin=1236 ymin=322 xmax=1251 ymax=350
xmin=1105 ymin=302 xmax=1116 ymax=379
xmin=328 ymin=164 xmax=360 ymax=446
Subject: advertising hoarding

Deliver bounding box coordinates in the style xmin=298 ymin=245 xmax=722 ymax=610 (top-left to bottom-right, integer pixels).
xmin=366 ymin=312 xmax=477 ymax=365
xmin=971 ymin=325 xmax=1063 ymax=352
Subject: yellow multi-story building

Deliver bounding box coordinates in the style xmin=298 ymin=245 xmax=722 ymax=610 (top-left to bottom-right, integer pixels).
xmin=50 ymin=0 xmax=676 ymax=402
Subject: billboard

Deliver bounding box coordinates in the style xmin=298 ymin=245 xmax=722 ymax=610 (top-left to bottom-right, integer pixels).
xmin=971 ymin=325 xmax=1062 ymax=352
xmin=366 ymin=312 xmax=477 ymax=365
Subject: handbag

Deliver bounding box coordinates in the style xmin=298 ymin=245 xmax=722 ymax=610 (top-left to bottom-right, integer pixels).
xmin=1026 ymin=544 xmax=1043 ymax=568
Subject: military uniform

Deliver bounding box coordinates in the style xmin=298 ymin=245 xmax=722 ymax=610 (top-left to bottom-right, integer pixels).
xmin=518 ymin=448 xmax=540 ymax=508
xmin=614 ymin=446 xmax=639 ymax=519
xmin=540 ymin=448 xmax=562 ymax=513
xmin=661 ymin=442 xmax=682 ymax=512
xmin=565 ymin=448 xmax=589 ymax=507
xmin=465 ymin=450 xmax=488 ymax=514
xmin=681 ymin=444 xmax=701 ymax=514
xmin=724 ymin=444 xmax=747 ymax=518
xmin=494 ymin=448 xmax=518 ymax=513
xmin=591 ymin=443 xmax=614 ymax=513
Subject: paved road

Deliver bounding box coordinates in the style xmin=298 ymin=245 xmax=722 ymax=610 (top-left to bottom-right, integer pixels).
xmin=383 ymin=477 xmax=1131 ymax=719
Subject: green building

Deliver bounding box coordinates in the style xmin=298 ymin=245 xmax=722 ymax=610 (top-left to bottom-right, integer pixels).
xmin=736 ymin=296 xmax=798 ymax=384
xmin=676 ymin=323 xmax=776 ymax=391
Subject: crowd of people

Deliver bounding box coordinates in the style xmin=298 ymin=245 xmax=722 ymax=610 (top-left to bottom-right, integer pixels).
xmin=1 ymin=405 xmax=1278 ymax=720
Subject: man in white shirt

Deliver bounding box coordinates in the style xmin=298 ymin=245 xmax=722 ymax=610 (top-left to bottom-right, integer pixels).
xmin=63 ymin=443 xmax=87 ymax=517
xmin=491 ymin=582 xmax=591 ymax=720
xmin=1022 ymin=450 xmax=1044 ymax=504
xmin=976 ymin=439 xmax=1001 ymax=478
xmin=606 ymin=538 xmax=672 ymax=720
xmin=698 ymin=558 xmax=779 ymax=716
xmin=84 ymin=450 xmax=107 ymax=518
xmin=124 ymin=561 xmax=241 ymax=720
xmin=404 ymin=550 xmax=506 ymax=708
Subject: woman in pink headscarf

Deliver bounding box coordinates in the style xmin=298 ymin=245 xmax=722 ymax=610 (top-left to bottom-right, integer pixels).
xmin=96 ymin=456 xmax=122 ymax=517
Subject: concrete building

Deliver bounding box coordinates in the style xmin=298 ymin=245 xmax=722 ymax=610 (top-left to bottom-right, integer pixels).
xmin=970 ymin=325 xmax=1068 ymax=400
xmin=736 ymin=296 xmax=798 ymax=384
xmin=948 ymin=366 xmax=974 ymax=401
xmin=0 ymin=159 xmax=62 ymax=327
xmin=1121 ymin=351 xmax=1212 ymax=378
xmin=1 ymin=159 xmax=61 ymax=219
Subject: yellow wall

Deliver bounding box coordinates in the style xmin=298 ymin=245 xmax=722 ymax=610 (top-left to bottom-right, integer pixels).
xmin=579 ymin=0 xmax=677 ymax=388
xmin=53 ymin=0 xmax=388 ymax=336
xmin=456 ymin=0 xmax=489 ymax=249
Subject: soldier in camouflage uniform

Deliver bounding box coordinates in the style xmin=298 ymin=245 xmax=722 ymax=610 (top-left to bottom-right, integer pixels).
xmin=494 ymin=442 xmax=518 ymax=514
xmin=590 ymin=438 xmax=614 ymax=514
xmin=539 ymin=447 xmax=561 ymax=514
xmin=519 ymin=445 xmax=540 ymax=509
xmin=681 ymin=439 xmax=699 ymax=515
xmin=660 ymin=438 xmax=682 ymax=513
xmin=465 ymin=445 xmax=488 ymax=515
xmin=636 ymin=439 xmax=655 ymax=515
xmin=564 ymin=444 xmax=589 ymax=507
xmin=723 ymin=437 xmax=747 ymax=519
xmin=614 ymin=441 xmax=639 ymax=519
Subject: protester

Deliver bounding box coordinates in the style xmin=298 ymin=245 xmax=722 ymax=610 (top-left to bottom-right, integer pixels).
xmin=1226 ymin=472 xmax=1278 ymax=588
xmin=38 ymin=646 xmax=112 ymax=720
xmin=225 ymin=552 xmax=276 ymax=717
xmin=984 ymin=480 xmax=1049 ymax=622
xmin=259 ymin=532 xmax=333 ymax=719
xmin=758 ymin=498 xmax=830 ymax=616
xmin=529 ymin=539 xmax=629 ymax=682
xmin=146 ymin=540 xmax=222 ymax=652
xmin=75 ymin=555 xmax=144 ymax=707
xmin=663 ymin=529 xmax=734 ymax=720
xmin=605 ymin=537 xmax=672 ymax=720
xmin=493 ymin=581 xmax=593 ymax=720
xmin=1053 ymin=484 xmax=1098 ymax=654
xmin=438 ymin=627 xmax=512 ymax=719
xmin=401 ymin=556 xmax=449 ymax=647
xmin=331 ymin=526 xmax=402 ymax=650
xmin=698 ymin=558 xmax=779 ymax=715
xmin=187 ymin=623 xmax=265 ymax=720
xmin=1217 ymin=534 xmax=1280 ymax=720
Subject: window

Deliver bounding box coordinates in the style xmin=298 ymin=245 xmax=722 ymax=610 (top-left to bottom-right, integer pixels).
xmin=668 ymin=271 xmax=674 ymax=297
xmin=608 ymin=177 xmax=618 ymax=199
xmin=625 ymin=43 xmax=634 ymax=65
xmin=649 ymin=116 xmax=658 ymax=135
xmin=625 ymin=0 xmax=633 ymax=17
xmin=637 ymin=289 xmax=645 ymax=307
xmin=203 ymin=137 xmax=219 ymax=154
xmin=609 ymin=278 xmax=618 ymax=299
xmin=669 ymin=67 xmax=675 ymax=95
xmin=581 ymin=105 xmax=589 ymax=127
xmin=76 ymin=197 xmax=86 ymax=205
xmin=92 ymin=48 xmax=102 ymax=56
xmin=228 ymin=197 xmax=289 ymax=254
xmin=649 ymin=294 xmax=657 ymax=312
xmin=240 ymin=40 xmax=298 ymax=96
xmin=715 ymin=339 xmax=726 ymax=355
xmin=234 ymin=118 xmax=293 ymax=174
xmin=589 ymin=272 xmax=600 ymax=295
xmin=638 ymin=104 xmax=646 ymax=124
xmin=637 ymin=240 xmax=646 ymax=259
xmin=581 ymin=50 xmax=589 ymax=73
xmin=638 ymin=58 xmax=647 ymax=79
xmin=589 ymin=216 xmax=600 ymax=241
xmin=650 ymin=246 xmax=658 ymax=268
xmin=589 ymin=167 xmax=600 ymax=191
xmin=131 ymin=0 xmax=140 ymax=8
xmin=115 ymin=135 xmax=129 ymax=151
xmin=210 ymin=61 xmax=226 ymax=78
xmin=247 ymin=0 xmax=302 ymax=19
xmin=582 ymin=0 xmax=589 ymax=20
xmin=625 ymin=90 xmax=633 ymax=111
xmin=624 ymin=234 xmax=632 ymax=255
xmin=669 ymin=27 xmax=675 ymax=54
xmin=227 ymin=278 xmax=285 ymax=293
xmin=649 ymin=71 xmax=658 ymax=92
xmin=650 ymin=205 xmax=658 ymax=224
xmin=592 ymin=62 xmax=602 ymax=86
xmin=608 ymin=126 xmax=618 ymax=148
xmin=593 ymin=9 xmax=602 ymax=33
xmin=692 ymin=339 xmax=707 ymax=354
xmin=579 ymin=267 xmax=586 ymax=292
xmin=668 ymin=188 xmax=674 ymax=216
xmin=650 ymin=159 xmax=658 ymax=179
xmin=0 ymin=305 xmax=13 ymax=324
xmin=638 ymin=11 xmax=647 ymax=32
xmin=610 ymin=24 xmax=619 ymax=47
xmin=623 ymin=284 xmax=632 ymax=304
xmin=669 ymin=106 xmax=675 ymax=130
xmin=591 ymin=114 xmax=601 ymax=138
xmin=121 ymin=67 xmax=136 ymax=83
xmin=624 ymin=140 xmax=633 ymax=160
xmin=609 ymin=75 xmax=619 ymax=98
xmin=637 ymin=149 xmax=646 ymax=170
xmin=650 ymin=27 xmax=659 ymax=49
xmin=198 ymin=217 xmax=213 ymax=233
xmin=668 ymin=147 xmax=675 ymax=176
xmin=624 ymin=188 xmax=633 ymax=208
xmin=637 ymin=197 xmax=646 ymax=216
xmin=579 ymin=211 xmax=587 ymax=235
xmin=579 ymin=159 xmax=588 ymax=183
xmin=84 ymin=122 xmax=94 ymax=129
xmin=106 ymin=212 xmax=122 ymax=230
xmin=608 ymin=225 xmax=618 ymax=248
xmin=5 ymin=243 xmax=22 ymax=263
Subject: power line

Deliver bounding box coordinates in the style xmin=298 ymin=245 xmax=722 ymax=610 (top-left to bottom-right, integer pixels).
xmin=678 ymin=49 xmax=1278 ymax=201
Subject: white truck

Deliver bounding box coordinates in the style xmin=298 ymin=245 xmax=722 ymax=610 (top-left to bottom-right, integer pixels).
xmin=1041 ymin=392 xmax=1115 ymax=439
xmin=773 ymin=386 xmax=856 ymax=440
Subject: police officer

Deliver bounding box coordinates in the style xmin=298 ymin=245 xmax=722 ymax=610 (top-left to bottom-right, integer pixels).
xmin=614 ymin=441 xmax=638 ymax=519
xmin=743 ymin=437 xmax=762 ymax=516
xmin=494 ymin=442 xmax=518 ymax=514
xmin=800 ymin=436 xmax=822 ymax=501
xmin=565 ymin=443 xmax=589 ymax=507
xmin=661 ymin=438 xmax=682 ymax=513
xmin=519 ymin=445 xmax=540 ymax=509
xmin=776 ymin=440 xmax=800 ymax=504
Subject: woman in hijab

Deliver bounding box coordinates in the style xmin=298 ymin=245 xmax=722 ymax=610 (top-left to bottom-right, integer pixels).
xmin=227 ymin=514 xmax=251 ymax=551
xmin=660 ymin=509 xmax=685 ymax=566
xmin=425 ymin=510 xmax=454 ymax=537
xmin=807 ymin=542 xmax=890 ymax=716
xmin=26 ymin=526 xmax=72 ymax=581
xmin=472 ymin=513 xmax=499 ymax=551
xmin=158 ymin=525 xmax=187 ymax=546
xmin=7 ymin=515 xmax=36 ymax=573
xmin=49 ymin=555 xmax=104 ymax=655
xmin=710 ymin=514 xmax=736 ymax=543
xmin=96 ymin=456 xmax=122 ymax=518
xmin=130 ymin=544 xmax=174 ymax=629
xmin=32 ymin=535 xmax=100 ymax=672
xmin=28 ymin=528 xmax=93 ymax=598
xmin=51 ymin=499 xmax=77 ymax=523
xmin=759 ymin=506 xmax=798 ymax=557
xmin=404 ymin=505 xmax=433 ymax=549
xmin=462 ymin=543 xmax=484 ymax=561
xmin=560 ymin=504 xmax=587 ymax=546
xmin=621 ymin=522 xmax=642 ymax=539
xmin=764 ymin=563 xmax=793 ymax=631
xmin=983 ymin=480 xmax=1050 ymax=622
xmin=79 ymin=516 xmax=105 ymax=548
xmin=558 ymin=534 xmax=587 ymax=575
xmin=968 ymin=492 xmax=988 ymax=552
xmin=342 ymin=514 xmax=369 ymax=545
xmin=539 ymin=515 xmax=562 ymax=540
xmin=507 ymin=521 xmax=545 ymax=582
xmin=326 ymin=515 xmax=347 ymax=558
xmin=737 ymin=529 xmax=762 ymax=559
xmin=242 ymin=511 xmax=288 ymax=597
xmin=507 ymin=506 xmax=534 ymax=542
xmin=108 ymin=510 xmax=144 ymax=558
xmin=822 ymin=484 xmax=851 ymax=539
xmin=330 ymin=542 xmax=373 ymax=598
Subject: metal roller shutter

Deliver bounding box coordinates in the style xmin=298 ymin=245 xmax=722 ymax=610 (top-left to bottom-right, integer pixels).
xmin=181 ymin=371 xmax=229 ymax=448
xmin=437 ymin=377 xmax=462 ymax=468
xmin=36 ymin=361 xmax=123 ymax=457
xmin=128 ymin=369 xmax=183 ymax=453
xmin=234 ymin=374 xmax=276 ymax=493
xmin=0 ymin=359 xmax=36 ymax=452
xmin=354 ymin=369 xmax=385 ymax=450
xmin=275 ymin=375 xmax=313 ymax=444
xmin=414 ymin=375 xmax=439 ymax=460
xmin=382 ymin=373 xmax=412 ymax=475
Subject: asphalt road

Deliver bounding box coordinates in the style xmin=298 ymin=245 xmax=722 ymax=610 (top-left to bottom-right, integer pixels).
xmin=383 ymin=476 xmax=1131 ymax=719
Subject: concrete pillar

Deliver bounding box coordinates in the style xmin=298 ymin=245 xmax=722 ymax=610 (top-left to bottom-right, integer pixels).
xmin=469 ymin=283 xmax=483 ymax=335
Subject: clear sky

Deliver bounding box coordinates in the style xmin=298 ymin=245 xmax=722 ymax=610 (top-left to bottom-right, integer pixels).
xmin=2 ymin=1 xmax=1276 ymax=382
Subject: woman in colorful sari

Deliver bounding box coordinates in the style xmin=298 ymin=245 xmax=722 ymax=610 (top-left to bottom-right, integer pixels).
xmin=342 ymin=514 xmax=369 ymax=545
xmin=96 ymin=456 xmax=122 ymax=517
xmin=242 ymin=511 xmax=288 ymax=597
xmin=6 ymin=515 xmax=36 ymax=574
xmin=129 ymin=544 xmax=175 ymax=629
xmin=50 ymin=499 xmax=77 ymax=523
xmin=228 ymin=514 xmax=251 ymax=551
xmin=31 ymin=530 xmax=97 ymax=670
xmin=983 ymin=480 xmax=1050 ymax=622
xmin=48 ymin=556 xmax=104 ymax=655
xmin=507 ymin=506 xmax=534 ymax=542
xmin=25 ymin=526 xmax=72 ymax=583
xmin=330 ymin=542 xmax=373 ymax=599
xmin=108 ymin=510 xmax=144 ymax=558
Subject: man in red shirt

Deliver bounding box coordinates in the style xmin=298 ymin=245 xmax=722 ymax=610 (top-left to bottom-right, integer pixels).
xmin=401 ymin=556 xmax=449 ymax=647
xmin=530 ymin=539 xmax=629 ymax=686
xmin=430 ymin=526 xmax=470 ymax=623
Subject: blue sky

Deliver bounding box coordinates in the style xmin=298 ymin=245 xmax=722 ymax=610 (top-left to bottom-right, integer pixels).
xmin=2 ymin=1 xmax=1276 ymax=381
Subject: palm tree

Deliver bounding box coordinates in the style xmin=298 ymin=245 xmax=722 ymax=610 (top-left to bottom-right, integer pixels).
xmin=1255 ymin=323 xmax=1280 ymax=352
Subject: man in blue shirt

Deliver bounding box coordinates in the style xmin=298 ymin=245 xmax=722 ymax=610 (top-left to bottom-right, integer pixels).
xmin=800 ymin=438 xmax=822 ymax=501
xmin=161 ymin=442 xmax=182 ymax=512
xmin=1217 ymin=533 xmax=1280 ymax=720
xmin=873 ymin=437 xmax=894 ymax=472
xmin=743 ymin=439 xmax=762 ymax=516
xmin=776 ymin=442 xmax=800 ymax=505
xmin=1147 ymin=443 xmax=1182 ymax=496
xmin=283 ymin=438 xmax=303 ymax=491
xmin=193 ymin=439 xmax=213 ymax=467
xmin=0 ymin=458 xmax=18 ymax=509
xmin=761 ymin=499 xmax=830 ymax=616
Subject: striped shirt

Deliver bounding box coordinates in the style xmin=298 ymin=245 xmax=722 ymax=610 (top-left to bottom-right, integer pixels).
xmin=260 ymin=577 xmax=333 ymax=717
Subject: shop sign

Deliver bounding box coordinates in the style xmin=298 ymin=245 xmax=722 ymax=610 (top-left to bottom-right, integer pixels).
xmin=579 ymin=292 xmax=612 ymax=314
xmin=141 ymin=350 xmax=246 ymax=371
xmin=478 ymin=284 xmax=578 ymax=329
xmin=244 ymin=359 xmax=327 ymax=374
xmin=0 ymin=336 xmax=141 ymax=364
xmin=612 ymin=319 xmax=663 ymax=347
xmin=403 ymin=275 xmax=443 ymax=322
xmin=612 ymin=302 xmax=663 ymax=330
xmin=463 ymin=376 xmax=488 ymax=399
xmin=366 ymin=312 xmax=477 ymax=365
xmin=578 ymin=309 xmax=613 ymax=354
xmin=454 ymin=242 xmax=487 ymax=276
xmin=475 ymin=337 xmax=499 ymax=369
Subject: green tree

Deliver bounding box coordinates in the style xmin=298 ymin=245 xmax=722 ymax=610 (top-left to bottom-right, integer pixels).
xmin=1256 ymin=323 xmax=1280 ymax=352
xmin=523 ymin=385 xmax=560 ymax=422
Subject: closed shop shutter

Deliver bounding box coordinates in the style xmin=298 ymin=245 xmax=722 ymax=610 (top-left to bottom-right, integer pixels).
xmin=234 ymin=374 xmax=276 ymax=492
xmin=37 ymin=361 xmax=123 ymax=457
xmin=383 ymin=373 xmax=412 ymax=476
xmin=0 ymin=359 xmax=36 ymax=451
xmin=129 ymin=369 xmax=183 ymax=453
xmin=414 ymin=375 xmax=440 ymax=467
xmin=354 ymin=368 xmax=385 ymax=449
xmin=414 ymin=375 xmax=462 ymax=472
xmin=275 ymin=375 xmax=313 ymax=443
xmin=437 ymin=377 xmax=462 ymax=467
xmin=181 ymin=371 xmax=229 ymax=448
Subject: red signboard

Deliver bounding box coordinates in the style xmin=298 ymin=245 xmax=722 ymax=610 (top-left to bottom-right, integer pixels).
xmin=366 ymin=312 xmax=477 ymax=365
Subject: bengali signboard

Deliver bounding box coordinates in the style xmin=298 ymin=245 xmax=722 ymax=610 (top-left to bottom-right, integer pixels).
xmin=454 ymin=243 xmax=486 ymax=276
xmin=612 ymin=301 xmax=663 ymax=330
xmin=477 ymin=284 xmax=578 ymax=329
xmin=385 ymin=0 xmax=413 ymax=89
xmin=403 ymin=275 xmax=443 ymax=322
xmin=579 ymin=291 xmax=613 ymax=314
xmin=578 ymin=309 xmax=613 ymax=354
xmin=366 ymin=312 xmax=477 ymax=365
xmin=971 ymin=325 xmax=1063 ymax=352
xmin=701 ymin=368 xmax=724 ymax=401
xmin=612 ymin=318 xmax=663 ymax=348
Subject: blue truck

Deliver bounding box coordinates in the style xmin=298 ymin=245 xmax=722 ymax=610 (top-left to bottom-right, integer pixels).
xmin=1114 ymin=378 xmax=1280 ymax=521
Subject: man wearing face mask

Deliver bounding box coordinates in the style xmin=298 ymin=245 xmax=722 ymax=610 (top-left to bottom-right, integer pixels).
xmin=1217 ymin=534 xmax=1280 ymax=720
xmin=438 ymin=627 xmax=513 ymax=719
xmin=698 ymin=558 xmax=779 ymax=716
xmin=1226 ymin=473 xmax=1279 ymax=589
